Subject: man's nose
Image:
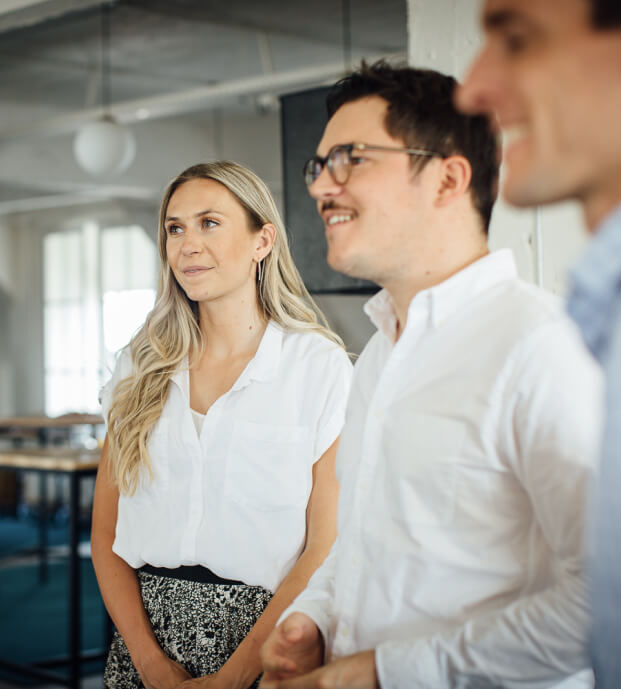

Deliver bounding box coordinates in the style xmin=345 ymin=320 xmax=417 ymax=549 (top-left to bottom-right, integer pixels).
xmin=307 ymin=164 xmax=343 ymax=202
xmin=455 ymin=45 xmax=499 ymax=116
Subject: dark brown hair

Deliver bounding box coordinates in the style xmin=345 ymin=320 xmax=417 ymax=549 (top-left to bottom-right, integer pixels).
xmin=590 ymin=0 xmax=621 ymax=28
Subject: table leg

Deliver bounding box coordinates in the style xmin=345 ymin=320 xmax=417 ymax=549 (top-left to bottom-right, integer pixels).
xmin=68 ymin=472 xmax=81 ymax=689
xmin=39 ymin=472 xmax=48 ymax=583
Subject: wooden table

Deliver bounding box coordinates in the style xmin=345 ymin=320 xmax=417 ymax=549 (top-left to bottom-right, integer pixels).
xmin=0 ymin=414 xmax=104 ymax=428
xmin=0 ymin=447 xmax=108 ymax=689
xmin=0 ymin=414 xmax=104 ymax=536
xmin=0 ymin=414 xmax=104 ymax=446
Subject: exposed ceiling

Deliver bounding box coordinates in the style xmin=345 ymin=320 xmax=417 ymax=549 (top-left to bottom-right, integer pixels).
xmin=0 ymin=0 xmax=406 ymax=131
xmin=0 ymin=0 xmax=407 ymax=211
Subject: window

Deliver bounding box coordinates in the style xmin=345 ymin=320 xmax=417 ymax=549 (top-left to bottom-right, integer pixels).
xmin=43 ymin=223 xmax=157 ymax=416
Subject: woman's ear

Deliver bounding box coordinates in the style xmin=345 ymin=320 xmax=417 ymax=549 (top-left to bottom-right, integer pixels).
xmin=256 ymin=223 xmax=276 ymax=261
xmin=435 ymin=155 xmax=472 ymax=207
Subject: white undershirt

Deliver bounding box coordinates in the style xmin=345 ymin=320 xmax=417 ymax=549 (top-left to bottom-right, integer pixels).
xmin=190 ymin=407 xmax=204 ymax=436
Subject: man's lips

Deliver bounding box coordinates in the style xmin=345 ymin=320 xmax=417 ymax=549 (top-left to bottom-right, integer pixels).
xmin=501 ymin=124 xmax=529 ymax=150
xmin=321 ymin=206 xmax=357 ymax=227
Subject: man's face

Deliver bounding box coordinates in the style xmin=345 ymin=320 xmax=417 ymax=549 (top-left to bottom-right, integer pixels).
xmin=308 ymin=96 xmax=440 ymax=286
xmin=456 ymin=0 xmax=621 ymax=228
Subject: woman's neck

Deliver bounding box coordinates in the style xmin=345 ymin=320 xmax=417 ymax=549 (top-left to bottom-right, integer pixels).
xmin=197 ymin=292 xmax=267 ymax=359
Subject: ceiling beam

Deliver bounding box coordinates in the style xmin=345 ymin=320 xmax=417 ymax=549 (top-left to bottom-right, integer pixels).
xmin=0 ymin=0 xmax=50 ymax=13
xmin=0 ymin=0 xmax=103 ymax=33
xmin=0 ymin=185 xmax=159 ymax=216
xmin=0 ymin=53 xmax=403 ymax=140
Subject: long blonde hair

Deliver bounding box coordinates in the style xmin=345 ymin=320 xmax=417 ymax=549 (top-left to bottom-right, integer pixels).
xmin=107 ymin=161 xmax=344 ymax=495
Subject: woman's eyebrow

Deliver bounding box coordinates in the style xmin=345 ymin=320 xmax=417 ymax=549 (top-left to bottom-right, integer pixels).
xmin=165 ymin=209 xmax=224 ymax=222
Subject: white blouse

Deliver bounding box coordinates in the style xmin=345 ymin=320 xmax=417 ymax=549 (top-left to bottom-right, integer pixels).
xmin=101 ymin=321 xmax=353 ymax=592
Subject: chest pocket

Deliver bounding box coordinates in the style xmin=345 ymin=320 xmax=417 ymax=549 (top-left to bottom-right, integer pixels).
xmin=225 ymin=420 xmax=311 ymax=511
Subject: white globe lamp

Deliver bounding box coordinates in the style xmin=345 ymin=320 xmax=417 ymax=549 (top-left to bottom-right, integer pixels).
xmin=73 ymin=114 xmax=136 ymax=176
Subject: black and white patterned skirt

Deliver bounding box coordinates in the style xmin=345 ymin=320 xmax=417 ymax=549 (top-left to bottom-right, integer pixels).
xmin=103 ymin=568 xmax=273 ymax=689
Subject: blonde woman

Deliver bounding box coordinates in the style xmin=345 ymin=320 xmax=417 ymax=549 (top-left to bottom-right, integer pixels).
xmin=91 ymin=161 xmax=352 ymax=689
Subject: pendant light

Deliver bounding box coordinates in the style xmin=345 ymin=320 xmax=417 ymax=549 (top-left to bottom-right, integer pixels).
xmin=73 ymin=2 xmax=136 ymax=176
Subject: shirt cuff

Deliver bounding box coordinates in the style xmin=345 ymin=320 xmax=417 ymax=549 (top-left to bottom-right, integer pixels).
xmin=375 ymin=637 xmax=439 ymax=689
xmin=314 ymin=407 xmax=346 ymax=463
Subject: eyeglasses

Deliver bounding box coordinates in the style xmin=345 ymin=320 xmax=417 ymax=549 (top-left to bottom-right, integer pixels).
xmin=303 ymin=142 xmax=443 ymax=188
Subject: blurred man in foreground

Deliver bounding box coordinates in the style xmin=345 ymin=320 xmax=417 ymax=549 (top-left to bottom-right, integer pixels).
xmin=457 ymin=2 xmax=621 ymax=687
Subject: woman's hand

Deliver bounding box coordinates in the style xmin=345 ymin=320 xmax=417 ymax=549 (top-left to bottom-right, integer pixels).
xmin=137 ymin=652 xmax=192 ymax=689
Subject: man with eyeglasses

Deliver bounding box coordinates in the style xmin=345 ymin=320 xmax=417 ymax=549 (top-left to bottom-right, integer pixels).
xmin=259 ymin=62 xmax=601 ymax=689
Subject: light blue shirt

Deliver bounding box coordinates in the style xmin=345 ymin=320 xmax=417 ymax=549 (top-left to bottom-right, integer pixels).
xmin=567 ymin=203 xmax=621 ymax=689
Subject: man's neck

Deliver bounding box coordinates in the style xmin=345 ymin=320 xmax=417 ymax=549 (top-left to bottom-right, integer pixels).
xmin=583 ymin=176 xmax=621 ymax=233
xmin=386 ymin=247 xmax=490 ymax=342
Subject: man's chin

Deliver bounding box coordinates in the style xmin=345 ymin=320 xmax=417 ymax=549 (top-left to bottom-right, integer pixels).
xmin=326 ymin=250 xmax=349 ymax=276
xmin=502 ymin=174 xmax=571 ymax=210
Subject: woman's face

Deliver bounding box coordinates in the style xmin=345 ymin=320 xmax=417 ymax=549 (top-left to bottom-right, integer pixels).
xmin=164 ymin=178 xmax=269 ymax=304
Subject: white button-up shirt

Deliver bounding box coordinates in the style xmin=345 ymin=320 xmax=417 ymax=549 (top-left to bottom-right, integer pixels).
xmin=101 ymin=321 xmax=352 ymax=592
xmin=285 ymin=250 xmax=602 ymax=689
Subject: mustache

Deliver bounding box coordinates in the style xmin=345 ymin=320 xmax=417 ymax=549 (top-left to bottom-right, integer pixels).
xmin=319 ymin=200 xmax=355 ymax=214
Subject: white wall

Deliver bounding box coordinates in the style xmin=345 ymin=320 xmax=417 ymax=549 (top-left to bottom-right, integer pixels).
xmin=407 ymin=0 xmax=588 ymax=293
xmin=0 ymin=218 xmax=14 ymax=416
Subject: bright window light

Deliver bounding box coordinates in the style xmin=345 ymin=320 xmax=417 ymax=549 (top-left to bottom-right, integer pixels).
xmin=43 ymin=223 xmax=157 ymax=416
xmin=103 ymin=289 xmax=155 ymax=353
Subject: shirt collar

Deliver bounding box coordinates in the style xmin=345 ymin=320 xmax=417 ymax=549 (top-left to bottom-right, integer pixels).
xmin=569 ymin=203 xmax=621 ymax=301
xmin=567 ymin=202 xmax=621 ymax=358
xmin=170 ymin=319 xmax=284 ymax=398
xmin=232 ymin=319 xmax=284 ymax=389
xmin=364 ymin=249 xmax=518 ymax=342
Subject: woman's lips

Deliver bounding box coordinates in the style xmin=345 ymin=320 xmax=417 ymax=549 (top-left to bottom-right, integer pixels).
xmin=182 ymin=266 xmax=211 ymax=275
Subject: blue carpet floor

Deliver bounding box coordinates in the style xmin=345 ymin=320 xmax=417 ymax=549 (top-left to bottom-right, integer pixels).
xmin=0 ymin=516 xmax=72 ymax=559
xmin=0 ymin=518 xmax=106 ymax=682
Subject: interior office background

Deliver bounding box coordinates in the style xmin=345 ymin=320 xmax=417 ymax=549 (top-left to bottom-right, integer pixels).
xmin=0 ymin=0 xmax=587 ymax=421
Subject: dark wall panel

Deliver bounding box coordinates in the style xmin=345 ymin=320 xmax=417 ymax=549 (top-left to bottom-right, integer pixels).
xmin=280 ymin=86 xmax=377 ymax=294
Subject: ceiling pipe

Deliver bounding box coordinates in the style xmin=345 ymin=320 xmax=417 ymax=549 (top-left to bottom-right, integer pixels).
xmin=0 ymin=185 xmax=159 ymax=215
xmin=0 ymin=52 xmax=404 ymax=141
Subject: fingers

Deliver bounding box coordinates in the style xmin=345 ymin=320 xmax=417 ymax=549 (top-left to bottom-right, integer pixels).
xmin=260 ymin=671 xmax=316 ymax=689
xmin=261 ymin=642 xmax=298 ymax=676
xmin=282 ymin=619 xmax=304 ymax=643
xmin=282 ymin=612 xmax=317 ymax=636
xmin=280 ymin=612 xmax=320 ymax=651
xmin=261 ymin=613 xmax=324 ymax=684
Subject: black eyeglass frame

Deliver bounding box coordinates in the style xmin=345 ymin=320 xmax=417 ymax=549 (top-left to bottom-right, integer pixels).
xmin=303 ymin=142 xmax=444 ymax=188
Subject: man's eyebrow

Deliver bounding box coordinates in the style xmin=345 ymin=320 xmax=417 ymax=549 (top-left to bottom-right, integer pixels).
xmin=483 ymin=8 xmax=529 ymax=30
